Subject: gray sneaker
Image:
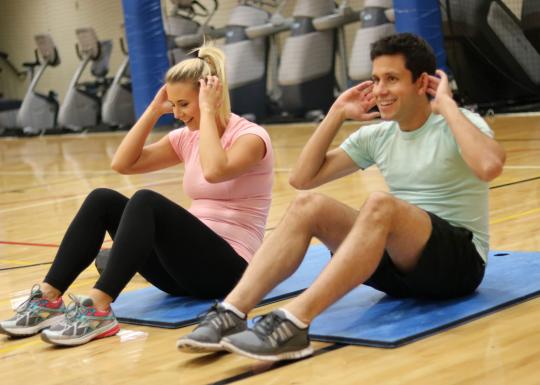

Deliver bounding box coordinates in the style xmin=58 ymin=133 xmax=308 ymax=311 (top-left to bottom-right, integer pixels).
xmin=177 ymin=302 xmax=247 ymax=353
xmin=0 ymin=284 xmax=65 ymax=337
xmin=41 ymin=294 xmax=119 ymax=346
xmin=221 ymin=310 xmax=313 ymax=361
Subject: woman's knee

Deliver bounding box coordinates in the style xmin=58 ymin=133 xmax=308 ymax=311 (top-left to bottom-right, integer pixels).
xmin=129 ymin=189 xmax=161 ymax=205
xmin=126 ymin=189 xmax=169 ymax=213
xmin=84 ymin=188 xmax=124 ymax=207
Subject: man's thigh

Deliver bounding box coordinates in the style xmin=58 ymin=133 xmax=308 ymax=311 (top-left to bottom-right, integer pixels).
xmin=319 ymin=193 xmax=431 ymax=262
xmin=370 ymin=193 xmax=433 ymax=273
xmin=366 ymin=212 xmax=485 ymax=299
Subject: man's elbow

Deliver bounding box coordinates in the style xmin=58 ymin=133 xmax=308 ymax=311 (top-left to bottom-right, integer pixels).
xmin=478 ymin=158 xmax=505 ymax=182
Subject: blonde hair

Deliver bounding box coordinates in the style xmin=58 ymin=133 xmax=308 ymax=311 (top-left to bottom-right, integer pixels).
xmin=165 ymin=42 xmax=231 ymax=128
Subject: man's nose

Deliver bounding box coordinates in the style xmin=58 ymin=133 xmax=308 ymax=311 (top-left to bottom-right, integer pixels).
xmin=373 ymin=82 xmax=386 ymax=95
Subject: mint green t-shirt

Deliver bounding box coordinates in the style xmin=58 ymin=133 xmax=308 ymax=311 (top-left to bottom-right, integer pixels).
xmin=340 ymin=109 xmax=493 ymax=262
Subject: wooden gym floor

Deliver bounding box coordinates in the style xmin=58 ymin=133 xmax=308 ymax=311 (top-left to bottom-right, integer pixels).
xmin=0 ymin=114 xmax=539 ymax=384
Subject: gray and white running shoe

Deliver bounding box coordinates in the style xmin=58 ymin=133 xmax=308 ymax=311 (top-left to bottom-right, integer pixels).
xmin=41 ymin=294 xmax=119 ymax=346
xmin=221 ymin=310 xmax=313 ymax=361
xmin=0 ymin=284 xmax=65 ymax=337
xmin=177 ymin=302 xmax=247 ymax=353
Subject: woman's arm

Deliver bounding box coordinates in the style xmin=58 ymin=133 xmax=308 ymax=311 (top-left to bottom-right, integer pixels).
xmin=111 ymin=86 xmax=181 ymax=175
xmin=198 ymin=76 xmax=266 ymax=183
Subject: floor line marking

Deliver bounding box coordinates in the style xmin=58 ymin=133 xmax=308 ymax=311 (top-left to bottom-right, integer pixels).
xmin=0 ymin=241 xmax=59 ymax=248
xmin=504 ymin=165 xmax=540 ymax=169
xmin=490 ymin=207 xmax=540 ymax=225
xmin=0 ymin=339 xmax=42 ymax=355
xmin=0 ymin=259 xmax=36 ymax=266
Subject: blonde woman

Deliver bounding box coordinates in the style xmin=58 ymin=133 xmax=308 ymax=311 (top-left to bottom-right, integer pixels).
xmin=0 ymin=43 xmax=274 ymax=346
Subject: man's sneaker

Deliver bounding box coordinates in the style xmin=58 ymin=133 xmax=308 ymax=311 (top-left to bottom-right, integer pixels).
xmin=0 ymin=284 xmax=65 ymax=337
xmin=41 ymin=294 xmax=120 ymax=346
xmin=221 ymin=310 xmax=313 ymax=362
xmin=177 ymin=302 xmax=247 ymax=353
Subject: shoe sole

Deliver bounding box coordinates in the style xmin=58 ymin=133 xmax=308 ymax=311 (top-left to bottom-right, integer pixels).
xmin=177 ymin=338 xmax=226 ymax=353
xmin=0 ymin=316 xmax=64 ymax=337
xmin=41 ymin=321 xmax=120 ymax=346
xmin=221 ymin=340 xmax=314 ymax=362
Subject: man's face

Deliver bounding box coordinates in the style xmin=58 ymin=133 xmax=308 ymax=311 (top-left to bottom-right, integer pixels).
xmin=371 ymin=54 xmax=426 ymax=124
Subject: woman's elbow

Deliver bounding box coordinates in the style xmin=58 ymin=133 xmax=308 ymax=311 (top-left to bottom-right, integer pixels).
xmin=111 ymin=160 xmax=129 ymax=175
xmin=203 ymin=169 xmax=226 ymax=184
xmin=289 ymin=174 xmax=311 ymax=190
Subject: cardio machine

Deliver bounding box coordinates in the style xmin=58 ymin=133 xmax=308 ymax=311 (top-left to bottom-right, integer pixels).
xmin=0 ymin=51 xmax=26 ymax=132
xmin=221 ymin=0 xmax=283 ymax=122
xmin=16 ymin=34 xmax=61 ymax=135
xmin=225 ymin=0 xmax=353 ymax=121
xmin=275 ymin=0 xmax=338 ymax=117
xmin=101 ymin=36 xmax=135 ymax=128
xmin=522 ymin=0 xmax=540 ymax=53
xmin=441 ymin=0 xmax=540 ymax=111
xmin=58 ymin=28 xmax=112 ymax=132
xmin=167 ymin=0 xmax=275 ymax=121
xmin=165 ymin=0 xmax=222 ymax=64
xmin=348 ymin=0 xmax=395 ymax=82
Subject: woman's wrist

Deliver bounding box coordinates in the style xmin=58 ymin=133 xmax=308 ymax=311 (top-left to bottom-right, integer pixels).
xmin=147 ymin=102 xmax=165 ymax=117
xmin=200 ymin=105 xmax=217 ymax=116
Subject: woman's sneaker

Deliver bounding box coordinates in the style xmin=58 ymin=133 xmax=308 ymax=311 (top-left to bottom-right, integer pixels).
xmin=0 ymin=284 xmax=65 ymax=337
xmin=177 ymin=302 xmax=247 ymax=353
xmin=221 ymin=310 xmax=313 ymax=362
xmin=41 ymin=294 xmax=120 ymax=346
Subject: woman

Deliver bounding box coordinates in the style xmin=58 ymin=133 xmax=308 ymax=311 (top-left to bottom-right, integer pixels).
xmin=0 ymin=43 xmax=274 ymax=346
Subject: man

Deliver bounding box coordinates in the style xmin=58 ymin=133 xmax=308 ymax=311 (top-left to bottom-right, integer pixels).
xmin=177 ymin=33 xmax=506 ymax=361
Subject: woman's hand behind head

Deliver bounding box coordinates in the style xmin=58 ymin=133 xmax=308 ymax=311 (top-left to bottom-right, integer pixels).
xmin=198 ymin=75 xmax=222 ymax=115
xmin=151 ymin=85 xmax=174 ymax=115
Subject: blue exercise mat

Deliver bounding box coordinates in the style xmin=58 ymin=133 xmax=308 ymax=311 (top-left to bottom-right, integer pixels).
xmin=309 ymin=250 xmax=540 ymax=348
xmin=113 ymin=244 xmax=330 ymax=328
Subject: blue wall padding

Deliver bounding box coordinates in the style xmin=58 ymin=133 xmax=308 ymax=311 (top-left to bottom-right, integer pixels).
xmin=394 ymin=0 xmax=448 ymax=71
xmin=122 ymin=0 xmax=173 ymax=124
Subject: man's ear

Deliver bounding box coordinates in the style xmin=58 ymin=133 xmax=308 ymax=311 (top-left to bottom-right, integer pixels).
xmin=417 ymin=73 xmax=429 ymax=95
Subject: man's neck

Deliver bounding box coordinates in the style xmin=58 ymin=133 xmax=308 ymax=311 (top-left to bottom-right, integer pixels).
xmin=398 ymin=102 xmax=432 ymax=132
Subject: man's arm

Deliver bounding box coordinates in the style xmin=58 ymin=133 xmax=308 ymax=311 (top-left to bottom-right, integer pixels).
xmin=289 ymin=81 xmax=380 ymax=190
xmin=428 ymin=70 xmax=506 ymax=182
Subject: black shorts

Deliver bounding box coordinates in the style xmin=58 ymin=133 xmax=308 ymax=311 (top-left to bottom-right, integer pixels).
xmin=364 ymin=212 xmax=486 ymax=299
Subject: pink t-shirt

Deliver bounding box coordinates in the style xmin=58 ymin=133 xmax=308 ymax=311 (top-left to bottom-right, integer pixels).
xmin=168 ymin=113 xmax=274 ymax=262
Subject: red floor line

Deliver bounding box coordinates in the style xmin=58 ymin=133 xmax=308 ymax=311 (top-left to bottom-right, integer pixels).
xmin=0 ymin=240 xmax=60 ymax=248
xmin=0 ymin=239 xmax=113 ymax=248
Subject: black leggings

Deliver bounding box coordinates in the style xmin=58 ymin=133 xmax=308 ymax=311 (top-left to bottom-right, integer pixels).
xmin=44 ymin=188 xmax=248 ymax=300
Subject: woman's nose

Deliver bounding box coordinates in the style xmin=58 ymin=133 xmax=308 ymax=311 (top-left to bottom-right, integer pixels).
xmin=173 ymin=106 xmax=182 ymax=120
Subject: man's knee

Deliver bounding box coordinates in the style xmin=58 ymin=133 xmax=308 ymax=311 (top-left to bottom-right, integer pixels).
xmin=359 ymin=192 xmax=396 ymax=224
xmin=289 ymin=192 xmax=330 ymax=217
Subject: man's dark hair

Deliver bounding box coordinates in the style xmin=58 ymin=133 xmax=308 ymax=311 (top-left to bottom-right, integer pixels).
xmin=370 ymin=33 xmax=436 ymax=81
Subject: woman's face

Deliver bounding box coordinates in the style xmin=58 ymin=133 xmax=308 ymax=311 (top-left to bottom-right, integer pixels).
xmin=166 ymin=81 xmax=200 ymax=130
